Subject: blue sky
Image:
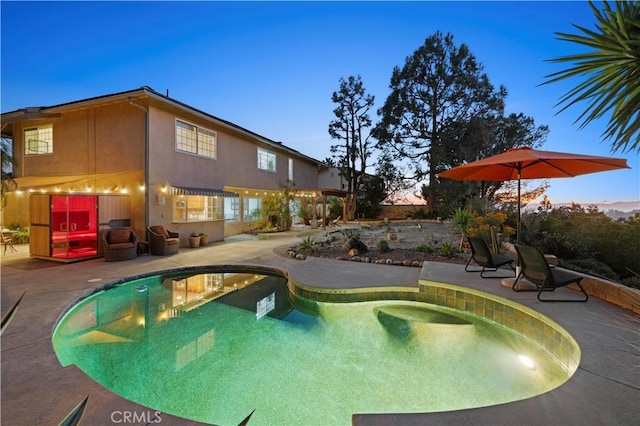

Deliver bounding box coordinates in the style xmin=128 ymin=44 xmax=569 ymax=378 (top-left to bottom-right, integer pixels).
xmin=1 ymin=1 xmax=638 ymax=206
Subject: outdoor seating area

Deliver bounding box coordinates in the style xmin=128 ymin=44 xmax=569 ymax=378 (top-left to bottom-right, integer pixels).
xmin=147 ymin=225 xmax=180 ymax=256
xmin=102 ymin=228 xmax=138 ymax=262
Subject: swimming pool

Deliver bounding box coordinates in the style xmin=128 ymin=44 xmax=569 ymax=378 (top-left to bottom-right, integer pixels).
xmin=53 ymin=266 xmax=576 ymax=425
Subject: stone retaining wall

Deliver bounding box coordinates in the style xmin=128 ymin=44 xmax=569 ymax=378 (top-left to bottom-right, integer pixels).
xmin=577 ymin=276 xmax=640 ymax=315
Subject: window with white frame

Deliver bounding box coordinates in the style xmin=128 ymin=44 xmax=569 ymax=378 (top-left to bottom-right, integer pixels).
xmin=257 ymin=147 xmax=276 ymax=172
xmin=224 ymin=197 xmax=240 ymax=221
xmin=172 ymin=195 xmax=223 ymax=222
xmin=176 ymin=119 xmax=216 ymax=158
xmin=243 ymin=197 xmax=262 ymax=221
xmin=288 ymin=158 xmax=293 ymax=181
xmin=24 ymin=125 xmax=53 ymax=155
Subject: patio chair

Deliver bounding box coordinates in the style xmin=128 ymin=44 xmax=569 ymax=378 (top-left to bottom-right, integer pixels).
xmin=2 ymin=230 xmax=17 ymax=254
xmin=513 ymin=244 xmax=588 ymax=302
xmin=147 ymin=225 xmax=180 ymax=256
xmin=102 ymin=228 xmax=138 ymax=261
xmin=465 ymin=235 xmax=515 ymax=278
xmin=328 ymin=216 xmax=341 ymax=228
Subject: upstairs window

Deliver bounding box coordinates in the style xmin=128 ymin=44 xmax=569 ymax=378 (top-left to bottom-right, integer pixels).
xmin=257 ymin=147 xmax=276 ymax=172
xmin=176 ymin=119 xmax=216 ymax=159
xmin=24 ymin=125 xmax=53 ymax=155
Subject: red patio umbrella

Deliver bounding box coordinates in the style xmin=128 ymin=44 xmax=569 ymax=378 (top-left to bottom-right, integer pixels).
xmin=438 ymin=147 xmax=630 ymax=243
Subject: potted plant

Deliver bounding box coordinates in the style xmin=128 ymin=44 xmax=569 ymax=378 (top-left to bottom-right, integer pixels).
xmin=199 ymin=232 xmax=209 ymax=246
xmin=188 ymin=232 xmax=201 ymax=248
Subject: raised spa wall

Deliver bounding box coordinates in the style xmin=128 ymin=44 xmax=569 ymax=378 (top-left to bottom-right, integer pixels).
xmin=287 ymin=278 xmax=581 ymax=376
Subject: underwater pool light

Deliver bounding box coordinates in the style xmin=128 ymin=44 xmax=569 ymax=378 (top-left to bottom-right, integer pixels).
xmin=519 ymin=354 xmax=536 ymax=370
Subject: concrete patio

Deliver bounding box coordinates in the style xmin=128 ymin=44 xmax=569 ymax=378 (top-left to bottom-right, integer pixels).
xmin=1 ymin=229 xmax=638 ymax=425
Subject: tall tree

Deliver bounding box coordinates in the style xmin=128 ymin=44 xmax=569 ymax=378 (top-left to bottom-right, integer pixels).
xmin=428 ymin=113 xmax=550 ymax=216
xmin=328 ymin=75 xmax=375 ymax=220
xmin=373 ymin=31 xmax=506 ymax=211
xmin=356 ymin=174 xmax=386 ymax=219
xmin=543 ymin=1 xmax=640 ymax=153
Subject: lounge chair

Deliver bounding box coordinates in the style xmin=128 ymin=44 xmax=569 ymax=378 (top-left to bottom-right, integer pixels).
xmin=2 ymin=230 xmax=17 ymax=254
xmin=328 ymin=216 xmax=341 ymax=228
xmin=147 ymin=225 xmax=180 ymax=256
xmin=513 ymin=244 xmax=588 ymax=302
xmin=102 ymin=228 xmax=138 ymax=261
xmin=465 ymin=235 xmax=515 ymax=278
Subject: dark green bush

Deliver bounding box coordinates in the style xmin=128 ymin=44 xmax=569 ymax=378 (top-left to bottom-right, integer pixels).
xmin=622 ymin=276 xmax=640 ymax=290
xmin=13 ymin=226 xmax=30 ymax=244
xmin=537 ymin=233 xmax=589 ymax=259
xmin=416 ymin=242 xmax=434 ymax=254
xmin=377 ymin=239 xmax=390 ymax=252
xmin=520 ymin=207 xmax=640 ymax=286
xmin=411 ymin=208 xmax=430 ymax=219
xmin=560 ymin=258 xmax=619 ymax=281
xmin=347 ymin=237 xmax=368 ymax=253
xmin=439 ymin=242 xmax=456 ymax=258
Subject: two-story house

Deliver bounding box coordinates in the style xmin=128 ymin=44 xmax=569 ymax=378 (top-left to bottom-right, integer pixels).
xmin=1 ymin=86 xmax=344 ymax=262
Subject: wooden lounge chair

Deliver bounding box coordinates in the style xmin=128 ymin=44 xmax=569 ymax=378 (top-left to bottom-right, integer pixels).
xmin=2 ymin=230 xmax=17 ymax=254
xmin=513 ymin=244 xmax=588 ymax=302
xmin=328 ymin=216 xmax=341 ymax=228
xmin=465 ymin=235 xmax=515 ymax=278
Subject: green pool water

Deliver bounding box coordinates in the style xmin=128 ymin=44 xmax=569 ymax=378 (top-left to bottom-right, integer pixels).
xmin=53 ymin=268 xmax=570 ymax=425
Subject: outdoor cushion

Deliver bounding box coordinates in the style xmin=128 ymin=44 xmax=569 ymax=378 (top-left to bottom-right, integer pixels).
xmin=108 ymin=228 xmax=132 ymax=244
xmin=108 ymin=242 xmax=135 ymax=249
xmin=150 ymin=225 xmax=169 ymax=238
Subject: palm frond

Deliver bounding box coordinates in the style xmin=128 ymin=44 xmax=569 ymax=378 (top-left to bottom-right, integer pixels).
xmin=541 ymin=0 xmax=640 ymax=153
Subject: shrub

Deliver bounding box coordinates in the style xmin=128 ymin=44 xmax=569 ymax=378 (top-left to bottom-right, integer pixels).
xmin=411 ymin=208 xmax=429 ymax=219
xmin=520 ymin=206 xmax=640 ymax=285
xmin=347 ymin=237 xmax=368 ymax=253
xmin=377 ymin=239 xmax=390 ymax=252
xmin=416 ymin=242 xmax=434 ymax=254
xmin=538 ymin=233 xmax=589 ymax=259
xmin=439 ymin=242 xmax=456 ymax=258
xmin=12 ymin=226 xmax=30 ymax=244
xmin=560 ymin=258 xmax=620 ymax=281
xmin=340 ymin=228 xmax=360 ymax=240
xmin=298 ymin=236 xmax=314 ymax=253
xmin=467 ymin=210 xmax=514 ymax=244
xmin=451 ymin=207 xmax=472 ymax=251
xmin=622 ymin=276 xmax=640 ymax=290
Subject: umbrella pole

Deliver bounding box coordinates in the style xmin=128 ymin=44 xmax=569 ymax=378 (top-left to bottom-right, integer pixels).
xmin=517 ymin=171 xmax=521 ymax=245
xmin=516 ymin=170 xmax=522 ymax=277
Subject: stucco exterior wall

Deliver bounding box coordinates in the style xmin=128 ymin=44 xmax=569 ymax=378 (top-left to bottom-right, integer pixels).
xmin=12 ymin=104 xmax=145 ymax=178
xmin=3 ymin=88 xmax=326 ymax=251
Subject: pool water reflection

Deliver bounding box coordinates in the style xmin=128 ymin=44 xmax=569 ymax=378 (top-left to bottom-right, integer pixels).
xmin=53 ymin=267 xmax=571 ymax=425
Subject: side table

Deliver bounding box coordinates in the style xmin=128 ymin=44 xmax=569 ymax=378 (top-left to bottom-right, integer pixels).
xmin=137 ymin=240 xmax=150 ymax=256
